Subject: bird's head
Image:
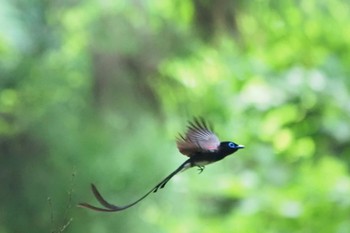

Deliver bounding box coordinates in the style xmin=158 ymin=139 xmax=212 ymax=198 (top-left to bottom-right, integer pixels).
xmin=219 ymin=141 xmax=244 ymax=155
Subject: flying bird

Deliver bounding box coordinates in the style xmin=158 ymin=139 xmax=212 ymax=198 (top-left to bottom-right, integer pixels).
xmin=78 ymin=118 xmax=244 ymax=212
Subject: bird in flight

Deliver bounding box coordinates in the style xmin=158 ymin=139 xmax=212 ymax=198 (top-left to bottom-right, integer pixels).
xmin=78 ymin=118 xmax=244 ymax=212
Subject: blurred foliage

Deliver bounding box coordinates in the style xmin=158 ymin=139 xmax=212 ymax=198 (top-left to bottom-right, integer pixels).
xmin=1 ymin=0 xmax=350 ymax=233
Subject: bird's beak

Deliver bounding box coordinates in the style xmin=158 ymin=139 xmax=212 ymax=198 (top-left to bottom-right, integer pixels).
xmin=237 ymin=145 xmax=245 ymax=149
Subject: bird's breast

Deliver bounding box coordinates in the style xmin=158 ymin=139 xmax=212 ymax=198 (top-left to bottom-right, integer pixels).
xmin=192 ymin=160 xmax=214 ymax=166
xmin=189 ymin=152 xmax=224 ymax=167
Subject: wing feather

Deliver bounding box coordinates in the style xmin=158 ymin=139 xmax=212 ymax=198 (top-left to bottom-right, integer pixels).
xmin=176 ymin=118 xmax=220 ymax=156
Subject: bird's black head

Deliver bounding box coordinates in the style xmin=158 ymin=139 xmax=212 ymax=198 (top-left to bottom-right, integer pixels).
xmin=219 ymin=141 xmax=244 ymax=156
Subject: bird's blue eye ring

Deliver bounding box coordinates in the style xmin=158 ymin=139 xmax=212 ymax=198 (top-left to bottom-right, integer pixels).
xmin=228 ymin=142 xmax=235 ymax=148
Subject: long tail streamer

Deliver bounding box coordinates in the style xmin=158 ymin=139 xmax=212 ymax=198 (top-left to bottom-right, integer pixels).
xmin=78 ymin=160 xmax=190 ymax=212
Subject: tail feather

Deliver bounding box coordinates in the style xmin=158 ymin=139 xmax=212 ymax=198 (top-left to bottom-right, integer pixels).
xmin=78 ymin=160 xmax=191 ymax=212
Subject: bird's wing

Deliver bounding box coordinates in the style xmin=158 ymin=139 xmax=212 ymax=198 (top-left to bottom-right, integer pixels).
xmin=176 ymin=118 xmax=220 ymax=156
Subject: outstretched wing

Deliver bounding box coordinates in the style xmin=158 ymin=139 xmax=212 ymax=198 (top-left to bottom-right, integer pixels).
xmin=176 ymin=118 xmax=220 ymax=156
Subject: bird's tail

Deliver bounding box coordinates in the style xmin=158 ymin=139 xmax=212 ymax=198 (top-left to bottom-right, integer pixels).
xmin=78 ymin=159 xmax=191 ymax=212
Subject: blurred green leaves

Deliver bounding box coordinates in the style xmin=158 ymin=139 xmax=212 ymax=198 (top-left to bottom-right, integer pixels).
xmin=0 ymin=0 xmax=350 ymax=233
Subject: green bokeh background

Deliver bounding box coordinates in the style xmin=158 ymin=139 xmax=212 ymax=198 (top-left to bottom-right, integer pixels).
xmin=1 ymin=0 xmax=350 ymax=232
